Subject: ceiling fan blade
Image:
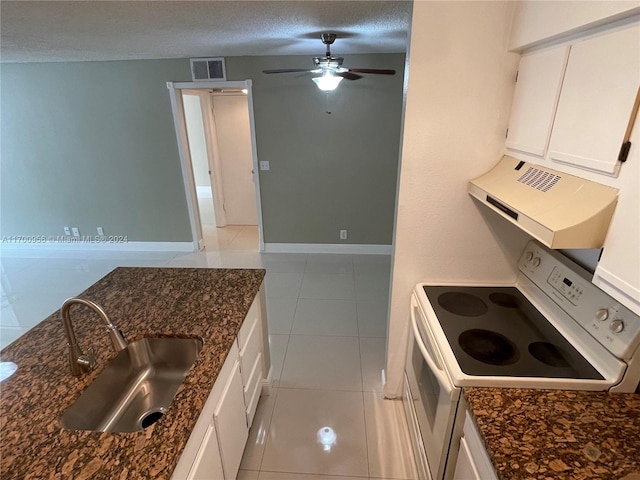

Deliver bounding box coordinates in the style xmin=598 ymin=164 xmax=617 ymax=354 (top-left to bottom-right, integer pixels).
xmin=262 ymin=69 xmax=312 ymax=74
xmin=348 ymin=68 xmax=396 ymax=75
xmin=335 ymin=71 xmax=363 ymax=81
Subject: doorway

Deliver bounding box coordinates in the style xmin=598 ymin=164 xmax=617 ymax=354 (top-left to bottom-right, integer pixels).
xmin=168 ymin=80 xmax=264 ymax=251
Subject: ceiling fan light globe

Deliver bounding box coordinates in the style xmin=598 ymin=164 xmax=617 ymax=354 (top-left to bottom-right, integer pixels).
xmin=312 ymin=75 xmax=343 ymax=91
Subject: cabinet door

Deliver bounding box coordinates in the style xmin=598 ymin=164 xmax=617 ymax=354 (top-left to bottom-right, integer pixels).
xmin=506 ymin=45 xmax=569 ymax=157
xmin=548 ymin=23 xmax=640 ymax=176
xmin=453 ymin=437 xmax=482 ymax=480
xmin=214 ymin=361 xmax=249 ymax=480
xmin=453 ymin=412 xmax=498 ymax=480
xmin=593 ymin=115 xmax=640 ymax=315
xmin=187 ymin=425 xmax=224 ymax=480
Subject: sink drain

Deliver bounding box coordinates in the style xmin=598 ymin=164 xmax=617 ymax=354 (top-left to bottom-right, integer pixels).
xmin=139 ymin=409 xmax=165 ymax=429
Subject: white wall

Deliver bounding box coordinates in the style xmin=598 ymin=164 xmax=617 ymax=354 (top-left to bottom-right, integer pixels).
xmin=384 ymin=1 xmax=531 ymax=398
xmin=510 ymin=0 xmax=640 ymax=50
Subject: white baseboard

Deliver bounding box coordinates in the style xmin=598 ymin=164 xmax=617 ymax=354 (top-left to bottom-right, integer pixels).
xmin=264 ymin=243 xmax=392 ymax=255
xmin=1 ymin=241 xmax=197 ymax=257
xmin=262 ymin=365 xmax=273 ymax=396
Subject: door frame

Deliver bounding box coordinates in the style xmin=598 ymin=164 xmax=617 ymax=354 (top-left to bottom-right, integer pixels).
xmin=167 ymin=80 xmax=265 ymax=251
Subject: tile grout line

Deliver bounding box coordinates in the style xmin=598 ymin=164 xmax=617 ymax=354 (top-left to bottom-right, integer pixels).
xmin=356 ymin=315 xmax=373 ymax=479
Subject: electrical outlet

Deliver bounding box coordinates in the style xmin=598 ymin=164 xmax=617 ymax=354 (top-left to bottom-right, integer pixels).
xmin=63 ymin=226 xmax=71 ymax=236
xmin=97 ymin=226 xmax=104 ymax=236
xmin=340 ymin=229 xmax=347 ymax=240
xmin=72 ymin=227 xmax=80 ymax=237
xmin=259 ymin=161 xmax=270 ymax=171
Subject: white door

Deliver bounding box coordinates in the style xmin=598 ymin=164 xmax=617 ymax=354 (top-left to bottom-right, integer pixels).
xmin=212 ymin=94 xmax=258 ymax=225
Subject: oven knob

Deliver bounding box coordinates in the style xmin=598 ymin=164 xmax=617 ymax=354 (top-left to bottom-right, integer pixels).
xmin=595 ymin=308 xmax=609 ymax=322
xmin=525 ymin=251 xmax=534 ymax=262
xmin=610 ymin=319 xmax=625 ymax=334
xmin=532 ymin=257 xmax=541 ymax=267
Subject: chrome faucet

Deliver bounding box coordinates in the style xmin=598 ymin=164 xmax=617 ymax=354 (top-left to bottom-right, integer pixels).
xmin=61 ymin=297 xmax=127 ymax=376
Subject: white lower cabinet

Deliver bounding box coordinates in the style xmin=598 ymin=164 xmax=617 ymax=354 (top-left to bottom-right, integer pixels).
xmin=212 ymin=361 xmax=249 ymax=480
xmin=172 ymin=293 xmax=268 ymax=480
xmin=452 ymin=411 xmax=497 ymax=480
xmin=172 ymin=343 xmax=248 ymax=480
xmin=187 ymin=425 xmax=224 ymax=480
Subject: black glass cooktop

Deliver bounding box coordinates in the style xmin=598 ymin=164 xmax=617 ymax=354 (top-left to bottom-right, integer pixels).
xmin=423 ymin=286 xmax=603 ymax=379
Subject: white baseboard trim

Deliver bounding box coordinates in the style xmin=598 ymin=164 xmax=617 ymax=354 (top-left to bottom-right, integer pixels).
xmin=1 ymin=241 xmax=197 ymax=256
xmin=262 ymin=365 xmax=273 ymax=396
xmin=264 ymin=243 xmax=392 ymax=255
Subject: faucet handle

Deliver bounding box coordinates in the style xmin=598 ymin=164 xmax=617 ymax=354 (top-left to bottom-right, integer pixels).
xmin=76 ymin=347 xmax=96 ymax=374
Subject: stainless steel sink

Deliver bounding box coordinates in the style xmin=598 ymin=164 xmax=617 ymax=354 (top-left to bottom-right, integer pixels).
xmin=61 ymin=336 xmax=203 ymax=432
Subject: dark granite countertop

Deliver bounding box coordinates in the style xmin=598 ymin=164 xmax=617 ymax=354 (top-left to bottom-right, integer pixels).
xmin=0 ymin=267 xmax=265 ymax=480
xmin=464 ymin=387 xmax=640 ymax=480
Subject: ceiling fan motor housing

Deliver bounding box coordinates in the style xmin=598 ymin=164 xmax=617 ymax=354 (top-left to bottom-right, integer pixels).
xmin=321 ymin=33 xmax=337 ymax=45
xmin=313 ymin=57 xmax=343 ymax=69
xmin=261 ymin=33 xmax=395 ymax=81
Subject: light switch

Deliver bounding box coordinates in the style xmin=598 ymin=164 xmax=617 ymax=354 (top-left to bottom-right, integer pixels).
xmin=259 ymin=161 xmax=270 ymax=171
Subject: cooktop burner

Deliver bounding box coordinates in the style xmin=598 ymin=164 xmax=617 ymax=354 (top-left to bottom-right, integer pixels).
xmin=438 ymin=292 xmax=488 ymax=317
xmin=459 ymin=329 xmax=519 ymax=365
xmin=423 ymin=286 xmax=603 ymax=379
xmin=528 ymin=342 xmax=571 ymax=368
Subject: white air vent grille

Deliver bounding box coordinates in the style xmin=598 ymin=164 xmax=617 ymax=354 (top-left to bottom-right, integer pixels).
xmin=190 ymin=57 xmax=226 ymax=81
xmin=517 ymin=167 xmax=561 ymax=192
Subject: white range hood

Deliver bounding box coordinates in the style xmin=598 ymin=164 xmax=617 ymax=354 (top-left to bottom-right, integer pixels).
xmin=468 ymin=155 xmax=619 ymax=249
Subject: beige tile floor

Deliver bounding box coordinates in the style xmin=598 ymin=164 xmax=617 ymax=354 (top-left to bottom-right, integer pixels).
xmin=0 ymin=225 xmax=417 ymax=479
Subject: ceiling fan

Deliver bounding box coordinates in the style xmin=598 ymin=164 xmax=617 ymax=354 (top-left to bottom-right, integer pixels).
xmin=262 ymin=33 xmax=396 ymax=91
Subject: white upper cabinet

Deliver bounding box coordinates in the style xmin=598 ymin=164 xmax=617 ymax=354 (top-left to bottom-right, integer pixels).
xmin=506 ymin=45 xmax=569 ymax=157
xmin=548 ymin=23 xmax=640 ymax=176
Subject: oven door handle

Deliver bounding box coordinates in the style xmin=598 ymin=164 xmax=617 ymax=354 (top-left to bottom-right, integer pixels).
xmin=411 ymin=308 xmax=455 ymax=396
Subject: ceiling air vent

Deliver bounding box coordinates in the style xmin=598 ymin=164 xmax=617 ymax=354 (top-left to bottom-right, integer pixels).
xmin=190 ymin=57 xmax=226 ymax=81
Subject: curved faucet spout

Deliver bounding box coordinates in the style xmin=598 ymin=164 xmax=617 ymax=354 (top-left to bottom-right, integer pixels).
xmin=61 ymin=297 xmax=127 ymax=376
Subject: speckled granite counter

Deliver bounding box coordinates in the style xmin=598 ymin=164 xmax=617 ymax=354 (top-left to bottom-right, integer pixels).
xmin=0 ymin=267 xmax=265 ymax=480
xmin=464 ymin=388 xmax=640 ymax=480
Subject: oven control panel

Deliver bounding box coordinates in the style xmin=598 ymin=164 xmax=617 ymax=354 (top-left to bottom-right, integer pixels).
xmin=547 ymin=267 xmax=585 ymax=305
xmin=518 ymin=240 xmax=640 ymax=359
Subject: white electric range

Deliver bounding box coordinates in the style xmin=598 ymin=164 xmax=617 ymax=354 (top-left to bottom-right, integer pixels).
xmin=403 ymin=240 xmax=640 ymax=480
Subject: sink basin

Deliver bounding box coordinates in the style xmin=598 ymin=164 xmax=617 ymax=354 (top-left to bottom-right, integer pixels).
xmin=61 ymin=336 xmax=203 ymax=432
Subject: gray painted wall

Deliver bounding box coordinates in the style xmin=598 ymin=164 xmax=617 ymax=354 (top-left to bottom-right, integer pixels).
xmin=226 ymin=54 xmax=405 ymax=245
xmin=1 ymin=54 xmax=404 ymax=246
xmin=1 ymin=59 xmax=193 ymax=242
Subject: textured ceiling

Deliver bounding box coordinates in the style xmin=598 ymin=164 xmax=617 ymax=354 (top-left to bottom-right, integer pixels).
xmin=1 ymin=0 xmax=412 ymax=63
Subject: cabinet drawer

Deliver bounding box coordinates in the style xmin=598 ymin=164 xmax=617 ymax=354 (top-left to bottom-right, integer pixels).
xmin=244 ymin=352 xmax=263 ymax=427
xmin=239 ymin=315 xmax=261 ymax=386
xmin=238 ymin=300 xmax=259 ymax=349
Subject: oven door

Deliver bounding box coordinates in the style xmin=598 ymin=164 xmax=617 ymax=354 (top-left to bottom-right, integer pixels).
xmin=405 ymin=294 xmax=462 ymax=480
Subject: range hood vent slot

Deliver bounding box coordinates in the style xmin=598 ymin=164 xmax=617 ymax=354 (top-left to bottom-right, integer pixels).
xmin=468 ymin=156 xmax=618 ymax=249
xmin=517 ymin=167 xmax=561 ymax=192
